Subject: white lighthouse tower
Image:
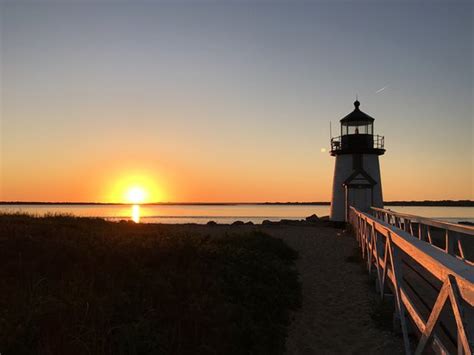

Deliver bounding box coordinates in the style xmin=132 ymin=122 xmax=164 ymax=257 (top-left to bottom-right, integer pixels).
xmin=330 ymin=100 xmax=385 ymax=222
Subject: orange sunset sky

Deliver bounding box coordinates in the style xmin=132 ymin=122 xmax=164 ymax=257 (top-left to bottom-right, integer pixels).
xmin=1 ymin=1 xmax=472 ymax=203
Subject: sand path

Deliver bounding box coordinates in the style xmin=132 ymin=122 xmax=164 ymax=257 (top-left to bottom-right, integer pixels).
xmin=262 ymin=225 xmax=404 ymax=354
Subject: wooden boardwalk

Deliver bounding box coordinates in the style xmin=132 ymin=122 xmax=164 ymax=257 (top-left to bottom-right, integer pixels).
xmin=263 ymin=225 xmax=404 ymax=354
xmin=351 ymin=207 xmax=474 ymax=354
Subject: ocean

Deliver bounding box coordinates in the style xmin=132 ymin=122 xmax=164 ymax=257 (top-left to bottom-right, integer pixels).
xmin=0 ymin=204 xmax=473 ymax=224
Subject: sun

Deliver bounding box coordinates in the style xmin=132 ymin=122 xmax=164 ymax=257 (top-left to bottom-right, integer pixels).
xmin=107 ymin=170 xmax=165 ymax=203
xmin=127 ymin=186 xmax=147 ymax=204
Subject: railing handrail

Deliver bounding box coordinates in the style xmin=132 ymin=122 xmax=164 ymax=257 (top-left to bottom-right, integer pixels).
xmin=371 ymin=206 xmax=474 ymax=235
xmin=330 ymin=134 xmax=385 ymax=152
xmin=349 ymin=206 xmax=474 ymax=354
xmin=352 ymin=207 xmax=474 ymax=304
xmin=331 ymin=133 xmax=385 ymax=140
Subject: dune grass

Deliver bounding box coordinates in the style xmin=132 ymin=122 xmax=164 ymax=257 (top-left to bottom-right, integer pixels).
xmin=0 ymin=214 xmax=301 ymax=355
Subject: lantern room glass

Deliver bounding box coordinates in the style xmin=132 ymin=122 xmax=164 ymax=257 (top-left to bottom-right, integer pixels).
xmin=341 ymin=122 xmax=373 ymax=136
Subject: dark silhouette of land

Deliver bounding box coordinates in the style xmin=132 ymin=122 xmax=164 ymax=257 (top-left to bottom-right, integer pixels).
xmin=0 ymin=213 xmax=404 ymax=353
xmin=0 ymin=200 xmax=472 ymax=206
xmin=0 ymin=214 xmax=301 ymax=354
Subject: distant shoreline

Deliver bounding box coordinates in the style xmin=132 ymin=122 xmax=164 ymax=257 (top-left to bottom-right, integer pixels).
xmin=0 ymin=200 xmax=472 ymax=207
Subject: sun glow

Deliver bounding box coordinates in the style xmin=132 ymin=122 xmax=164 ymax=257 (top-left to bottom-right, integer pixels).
xmin=127 ymin=187 xmax=147 ymax=204
xmin=107 ymin=171 xmax=165 ymax=204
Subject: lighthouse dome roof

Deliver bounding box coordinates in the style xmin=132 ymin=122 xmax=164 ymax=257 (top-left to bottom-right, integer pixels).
xmin=340 ymin=100 xmax=375 ymax=125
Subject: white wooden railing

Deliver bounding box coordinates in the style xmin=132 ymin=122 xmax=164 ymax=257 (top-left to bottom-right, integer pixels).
xmin=349 ymin=206 xmax=474 ymax=354
xmin=372 ymin=207 xmax=474 ymax=263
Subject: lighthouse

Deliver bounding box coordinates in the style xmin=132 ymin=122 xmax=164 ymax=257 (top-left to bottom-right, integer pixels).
xmin=330 ymin=100 xmax=385 ymax=222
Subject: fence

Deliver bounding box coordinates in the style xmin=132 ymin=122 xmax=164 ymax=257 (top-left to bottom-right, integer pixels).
xmin=372 ymin=207 xmax=474 ymax=264
xmin=349 ymin=206 xmax=474 ymax=354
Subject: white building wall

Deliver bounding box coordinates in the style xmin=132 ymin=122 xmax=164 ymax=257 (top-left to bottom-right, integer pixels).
xmin=330 ymin=154 xmax=383 ymax=222
xmin=363 ymin=155 xmax=384 ymax=208
xmin=330 ymin=155 xmax=352 ymax=222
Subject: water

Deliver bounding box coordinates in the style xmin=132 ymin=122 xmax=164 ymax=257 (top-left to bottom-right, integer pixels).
xmin=378 ymin=206 xmax=474 ymax=224
xmin=0 ymin=204 xmax=473 ymax=224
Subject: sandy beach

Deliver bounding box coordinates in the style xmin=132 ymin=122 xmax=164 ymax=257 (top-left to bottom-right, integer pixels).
xmin=261 ymin=225 xmax=404 ymax=354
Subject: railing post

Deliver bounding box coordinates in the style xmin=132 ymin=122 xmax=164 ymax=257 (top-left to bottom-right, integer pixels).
xmin=372 ymin=223 xmax=384 ymax=295
xmin=357 ymin=215 xmax=362 ymax=245
xmin=427 ymin=225 xmax=433 ymax=244
xmin=404 ymin=218 xmax=410 ymax=233
xmin=387 ymin=232 xmax=411 ymax=354
xmin=409 ymin=220 xmax=414 ymax=236
xmin=447 ymin=231 xmax=466 ymax=260
xmin=361 ymin=218 xmax=366 ymax=259
xmin=367 ymin=221 xmax=373 ymax=272
xmin=456 ymin=233 xmax=466 ymax=260
xmin=446 ymin=230 xmax=455 ymax=256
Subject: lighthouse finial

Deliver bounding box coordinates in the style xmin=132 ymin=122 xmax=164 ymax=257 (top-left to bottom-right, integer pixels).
xmin=354 ymin=95 xmax=360 ymax=109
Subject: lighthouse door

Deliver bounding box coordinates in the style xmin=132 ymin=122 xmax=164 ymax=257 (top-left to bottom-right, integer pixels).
xmin=346 ymin=186 xmax=372 ymax=212
xmin=343 ymin=166 xmax=376 ymax=220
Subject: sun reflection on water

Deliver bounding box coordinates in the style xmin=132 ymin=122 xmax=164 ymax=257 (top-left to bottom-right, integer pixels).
xmin=131 ymin=204 xmax=140 ymax=223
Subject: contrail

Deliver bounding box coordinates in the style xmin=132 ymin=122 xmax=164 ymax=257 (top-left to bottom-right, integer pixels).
xmin=375 ymin=86 xmax=388 ymax=94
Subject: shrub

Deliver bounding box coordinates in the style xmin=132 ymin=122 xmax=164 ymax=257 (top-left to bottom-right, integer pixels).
xmin=0 ymin=215 xmax=301 ymax=355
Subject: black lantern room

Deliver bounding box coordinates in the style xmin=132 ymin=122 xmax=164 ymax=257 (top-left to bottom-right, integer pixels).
xmin=330 ymin=100 xmax=385 ymax=156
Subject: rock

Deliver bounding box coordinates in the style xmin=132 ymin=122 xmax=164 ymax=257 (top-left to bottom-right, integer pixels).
xmin=206 ymin=220 xmax=217 ymax=225
xmin=280 ymin=219 xmax=301 ymax=226
xmin=232 ymin=220 xmax=245 ymax=226
xmin=305 ymin=214 xmax=320 ymax=223
xmin=245 ymin=221 xmax=254 ymax=225
xmin=262 ymin=220 xmax=273 ymax=225
xmin=459 ymin=221 xmax=474 ymax=226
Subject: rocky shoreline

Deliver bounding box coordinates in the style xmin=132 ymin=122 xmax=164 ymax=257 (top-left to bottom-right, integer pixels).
xmin=204 ymin=214 xmax=333 ymax=227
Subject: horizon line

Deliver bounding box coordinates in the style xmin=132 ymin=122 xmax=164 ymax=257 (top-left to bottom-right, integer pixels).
xmin=0 ymin=200 xmax=472 ymax=206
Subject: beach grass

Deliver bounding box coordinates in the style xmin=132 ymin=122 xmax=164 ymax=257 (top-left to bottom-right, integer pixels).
xmin=0 ymin=214 xmax=301 ymax=355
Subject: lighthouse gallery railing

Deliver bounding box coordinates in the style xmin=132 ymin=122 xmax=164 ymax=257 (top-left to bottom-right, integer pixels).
xmin=349 ymin=206 xmax=474 ymax=354
xmin=330 ymin=134 xmax=385 ymax=153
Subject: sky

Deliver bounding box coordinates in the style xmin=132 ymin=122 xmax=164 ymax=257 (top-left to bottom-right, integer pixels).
xmin=0 ymin=0 xmax=473 ymax=203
